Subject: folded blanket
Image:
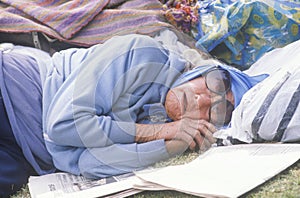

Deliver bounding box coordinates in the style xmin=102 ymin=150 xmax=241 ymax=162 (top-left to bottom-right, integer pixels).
xmin=0 ymin=0 xmax=173 ymax=46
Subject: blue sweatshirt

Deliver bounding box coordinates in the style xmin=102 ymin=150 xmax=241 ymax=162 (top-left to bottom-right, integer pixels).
xmin=42 ymin=34 xmax=187 ymax=178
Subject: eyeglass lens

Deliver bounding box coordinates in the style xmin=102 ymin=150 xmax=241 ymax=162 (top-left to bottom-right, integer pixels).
xmin=210 ymin=100 xmax=234 ymax=126
xmin=205 ymin=69 xmax=231 ymax=94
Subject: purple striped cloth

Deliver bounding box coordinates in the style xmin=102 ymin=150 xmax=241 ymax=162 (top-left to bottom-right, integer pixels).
xmin=0 ymin=0 xmax=173 ymax=46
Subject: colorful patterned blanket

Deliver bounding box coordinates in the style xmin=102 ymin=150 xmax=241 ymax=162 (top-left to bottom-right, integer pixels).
xmin=195 ymin=0 xmax=300 ymax=69
xmin=0 ymin=0 xmax=174 ymax=47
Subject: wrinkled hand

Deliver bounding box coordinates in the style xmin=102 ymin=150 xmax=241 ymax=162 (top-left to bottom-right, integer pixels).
xmin=135 ymin=118 xmax=217 ymax=156
xmin=157 ymin=118 xmax=217 ymax=153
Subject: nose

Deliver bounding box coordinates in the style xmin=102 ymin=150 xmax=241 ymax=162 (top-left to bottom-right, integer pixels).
xmin=191 ymin=93 xmax=212 ymax=120
xmin=195 ymin=93 xmax=212 ymax=108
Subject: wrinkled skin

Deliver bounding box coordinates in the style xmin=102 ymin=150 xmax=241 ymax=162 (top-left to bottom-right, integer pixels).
xmin=136 ymin=76 xmax=235 ymax=156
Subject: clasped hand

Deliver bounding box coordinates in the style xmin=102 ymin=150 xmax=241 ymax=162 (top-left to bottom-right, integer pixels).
xmin=136 ymin=118 xmax=217 ymax=156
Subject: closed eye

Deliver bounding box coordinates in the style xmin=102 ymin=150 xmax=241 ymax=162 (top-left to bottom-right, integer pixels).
xmin=183 ymin=93 xmax=187 ymax=114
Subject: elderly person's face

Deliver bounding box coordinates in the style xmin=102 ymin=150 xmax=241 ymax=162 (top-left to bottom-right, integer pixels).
xmin=165 ymin=69 xmax=235 ymax=126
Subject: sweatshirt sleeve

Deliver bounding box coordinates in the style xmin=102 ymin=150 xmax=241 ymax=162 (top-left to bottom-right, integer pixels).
xmin=78 ymin=139 xmax=170 ymax=178
xmin=47 ymin=138 xmax=170 ymax=178
xmin=44 ymin=34 xmax=184 ymax=148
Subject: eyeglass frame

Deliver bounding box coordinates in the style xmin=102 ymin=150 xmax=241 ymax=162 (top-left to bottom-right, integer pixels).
xmin=202 ymin=67 xmax=234 ymax=126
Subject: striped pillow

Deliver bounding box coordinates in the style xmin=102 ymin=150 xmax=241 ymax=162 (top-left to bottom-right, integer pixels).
xmin=216 ymin=66 xmax=300 ymax=144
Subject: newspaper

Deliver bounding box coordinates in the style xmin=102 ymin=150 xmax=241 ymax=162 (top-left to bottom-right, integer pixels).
xmin=28 ymin=172 xmax=142 ymax=198
xmin=134 ymin=143 xmax=300 ymax=198
xmin=29 ymin=143 xmax=300 ymax=198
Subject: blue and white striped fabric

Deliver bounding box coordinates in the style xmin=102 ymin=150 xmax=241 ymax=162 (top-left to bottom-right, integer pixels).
xmin=215 ymin=63 xmax=300 ymax=145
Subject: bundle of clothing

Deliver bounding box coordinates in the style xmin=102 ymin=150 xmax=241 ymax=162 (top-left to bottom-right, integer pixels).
xmin=0 ymin=0 xmax=178 ymax=53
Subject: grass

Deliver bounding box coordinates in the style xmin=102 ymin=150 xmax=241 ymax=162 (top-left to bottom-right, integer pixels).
xmin=11 ymin=152 xmax=300 ymax=198
xmin=243 ymin=160 xmax=300 ymax=198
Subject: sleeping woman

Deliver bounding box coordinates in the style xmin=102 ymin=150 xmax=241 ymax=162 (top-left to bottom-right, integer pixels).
xmin=0 ymin=34 xmax=266 ymax=197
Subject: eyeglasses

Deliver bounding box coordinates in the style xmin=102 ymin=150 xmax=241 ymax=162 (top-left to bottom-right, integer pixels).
xmin=203 ymin=67 xmax=234 ymax=127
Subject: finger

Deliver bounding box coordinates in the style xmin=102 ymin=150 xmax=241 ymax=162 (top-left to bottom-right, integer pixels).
xmin=198 ymin=124 xmax=216 ymax=144
xmin=199 ymin=119 xmax=217 ymax=133
xmin=203 ymin=137 xmax=212 ymax=148
xmin=176 ymin=132 xmax=197 ymax=150
xmin=193 ymin=134 xmax=211 ymax=152
xmin=199 ymin=137 xmax=211 ymax=152
xmin=182 ymin=119 xmax=215 ymax=139
xmin=179 ymin=120 xmax=215 ymax=146
xmin=193 ymin=133 xmax=204 ymax=149
xmin=188 ymin=140 xmax=197 ymax=151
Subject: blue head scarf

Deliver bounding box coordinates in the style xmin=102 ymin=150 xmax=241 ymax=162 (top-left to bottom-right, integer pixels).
xmin=172 ymin=64 xmax=268 ymax=108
